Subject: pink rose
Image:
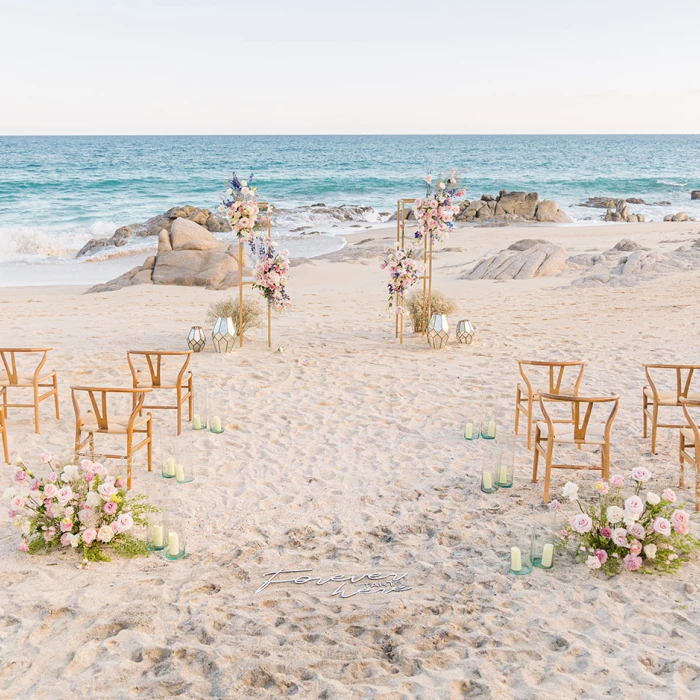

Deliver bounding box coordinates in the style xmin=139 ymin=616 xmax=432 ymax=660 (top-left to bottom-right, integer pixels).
xmin=60 ymin=532 xmax=72 ymax=547
xmin=629 ymin=540 xmax=643 ymax=556
xmin=98 ymin=483 xmax=117 ymax=499
xmin=627 ymin=523 xmax=646 ymax=540
xmin=18 ymin=541 xmax=29 ymax=552
xmin=103 ymin=501 xmax=118 ymax=515
xmin=60 ymin=518 xmax=73 ymax=533
xmin=594 ymin=481 xmax=610 ymax=495
xmin=671 ymin=510 xmax=690 ymax=528
xmin=674 ymin=523 xmax=688 ymax=535
xmin=548 ymin=500 xmax=562 ymax=513
xmin=652 ymin=517 xmax=672 ymax=536
xmin=612 ymin=528 xmax=629 ymax=547
xmin=624 ymin=496 xmax=644 ymax=516
xmin=56 ymin=486 xmax=73 ymax=506
xmin=623 ymin=554 xmax=643 ymax=571
xmin=92 ymin=463 xmax=107 ymax=476
xmin=30 ymin=478 xmax=39 ymax=491
xmin=600 ymin=527 xmax=612 ymax=538
xmin=631 ymin=467 xmax=652 ymax=483
xmin=10 ymin=496 xmax=25 ymax=511
xmin=115 ymin=513 xmax=134 ymax=532
xmin=43 ymin=483 xmax=58 ymax=498
xmin=14 ymin=469 xmax=27 ymax=483
xmin=40 ymin=452 xmax=53 ymax=463
xmin=43 ymin=529 xmax=55 ymax=542
xmin=586 ymin=556 xmax=601 ymax=570
xmin=80 ymin=459 xmax=94 ymax=471
xmin=595 ymin=549 xmax=608 ymax=564
xmin=662 ymin=489 xmax=676 ymax=503
xmin=610 ymin=475 xmax=624 ymax=488
xmin=49 ymin=472 xmax=58 ymax=483
xmin=570 ymin=514 xmax=593 ymax=533
xmin=82 ymin=528 xmax=97 ymax=545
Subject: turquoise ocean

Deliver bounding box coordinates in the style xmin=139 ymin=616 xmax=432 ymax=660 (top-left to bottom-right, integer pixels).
xmin=1 ymin=135 xmax=699 ymax=277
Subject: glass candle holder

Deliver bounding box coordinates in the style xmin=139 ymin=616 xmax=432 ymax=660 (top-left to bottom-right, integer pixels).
xmin=209 ymin=399 xmax=224 ymax=434
xmin=161 ymin=439 xmax=178 ymax=479
xmin=481 ymin=408 xmax=498 ymax=440
xmin=463 ymin=406 xmax=481 ymax=441
xmin=531 ymin=518 xmax=556 ymax=570
xmin=510 ymin=529 xmax=533 ymax=575
xmin=175 ymin=460 xmax=194 ymax=484
xmin=495 ymin=433 xmax=515 ymax=488
xmin=147 ymin=510 xmax=168 ymax=552
xmin=481 ymin=448 xmax=500 ymax=494
xmin=163 ymin=516 xmax=186 ymax=561
xmin=192 ymin=386 xmax=208 ymax=431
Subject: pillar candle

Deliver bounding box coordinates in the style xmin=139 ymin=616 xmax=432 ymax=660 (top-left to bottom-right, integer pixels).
xmin=511 ymin=547 xmax=522 ymax=572
xmin=464 ymin=423 xmax=473 ymax=440
xmin=193 ymin=414 xmax=202 ymax=430
xmin=498 ymin=465 xmax=508 ymax=484
xmin=542 ymin=543 xmax=554 ymax=568
xmin=166 ymin=458 xmax=176 ymax=477
xmin=168 ymin=531 xmax=179 ymax=557
xmin=175 ymin=463 xmax=185 ymax=482
xmin=482 ymin=471 xmax=493 ymax=490
xmin=153 ymin=525 xmax=164 ymax=548
xmin=487 ymin=420 xmax=496 ymax=438
xmin=212 ymin=416 xmax=222 ymax=432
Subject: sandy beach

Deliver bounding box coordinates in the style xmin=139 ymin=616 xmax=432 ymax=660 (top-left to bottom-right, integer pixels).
xmin=1 ymin=221 xmax=700 ymax=699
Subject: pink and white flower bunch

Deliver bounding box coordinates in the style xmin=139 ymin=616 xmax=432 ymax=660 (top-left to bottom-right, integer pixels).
xmin=557 ymin=468 xmax=698 ymax=575
xmin=412 ymin=170 xmax=466 ymax=244
xmin=4 ymin=455 xmax=156 ymax=563
xmin=220 ymin=172 xmax=261 ymax=243
xmin=380 ymin=243 xmax=424 ymax=313
xmin=252 ymin=238 xmax=291 ymax=311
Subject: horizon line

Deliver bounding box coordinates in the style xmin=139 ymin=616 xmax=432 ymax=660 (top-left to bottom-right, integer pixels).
xmin=2 ymin=133 xmax=700 ymax=138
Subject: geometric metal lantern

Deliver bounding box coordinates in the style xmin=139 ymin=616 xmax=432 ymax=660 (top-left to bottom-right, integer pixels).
xmin=456 ymin=319 xmax=475 ymax=345
xmin=426 ymin=313 xmax=449 ymax=349
xmin=187 ymin=325 xmax=207 ymax=353
xmin=211 ymin=317 xmax=236 ymax=354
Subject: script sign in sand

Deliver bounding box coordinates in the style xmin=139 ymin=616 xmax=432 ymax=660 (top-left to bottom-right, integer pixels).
xmin=255 ymin=568 xmax=412 ymax=599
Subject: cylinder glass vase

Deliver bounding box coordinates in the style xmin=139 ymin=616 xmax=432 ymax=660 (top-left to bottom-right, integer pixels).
xmin=163 ymin=515 xmax=186 ymax=561
xmin=531 ymin=516 xmax=556 ymax=570
xmin=481 ymin=405 xmax=498 ymax=440
xmin=481 ymin=448 xmax=500 ymax=494
xmin=510 ymin=528 xmax=533 ymax=576
xmin=495 ymin=432 xmax=515 ymax=488
xmin=192 ymin=386 xmax=208 ymax=431
xmin=463 ymin=405 xmax=481 ymax=441
xmin=147 ymin=510 xmax=168 ymax=552
xmin=209 ymin=399 xmax=224 ymax=434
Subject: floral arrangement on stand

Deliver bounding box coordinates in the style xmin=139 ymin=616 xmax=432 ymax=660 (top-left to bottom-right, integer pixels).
xmin=380 ymin=243 xmax=424 ymax=314
xmin=4 ymin=455 xmax=158 ymax=564
xmin=252 ymin=238 xmax=291 ymax=311
xmin=412 ymin=170 xmax=466 ymax=244
xmin=553 ymin=467 xmax=699 ymax=574
xmin=220 ymin=172 xmax=260 ymax=244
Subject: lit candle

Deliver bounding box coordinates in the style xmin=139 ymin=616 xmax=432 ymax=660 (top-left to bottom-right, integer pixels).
xmin=487 ymin=420 xmax=496 ymax=438
xmin=212 ymin=416 xmax=222 ymax=432
xmin=511 ymin=546 xmax=522 ymax=572
xmin=166 ymin=458 xmax=176 ymax=477
xmin=175 ymin=463 xmax=185 ymax=482
xmin=498 ymin=465 xmax=508 ymax=485
xmin=153 ymin=525 xmax=164 ymax=548
xmin=193 ymin=414 xmax=202 ymax=430
xmin=541 ymin=543 xmax=554 ymax=568
xmin=168 ymin=531 xmax=179 ymax=557
xmin=482 ymin=471 xmax=493 ymax=490
xmin=464 ymin=422 xmax=473 ymax=440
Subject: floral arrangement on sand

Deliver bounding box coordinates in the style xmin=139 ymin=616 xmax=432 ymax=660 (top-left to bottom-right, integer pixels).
xmin=220 ymin=172 xmax=261 ymax=243
xmin=252 ymin=238 xmax=291 ymax=311
xmin=412 ymin=170 xmax=466 ymax=244
xmin=553 ymin=467 xmax=699 ymax=574
xmin=380 ymin=243 xmax=424 ymax=313
xmin=4 ymin=454 xmax=158 ymax=564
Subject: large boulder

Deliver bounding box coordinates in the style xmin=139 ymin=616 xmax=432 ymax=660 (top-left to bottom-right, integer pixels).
xmin=170 ymin=218 xmax=223 ymax=251
xmin=462 ymin=242 xmax=566 ymax=280
xmin=664 ymin=212 xmax=691 ymax=222
xmin=691 ymin=190 xmax=700 ymax=200
xmin=535 ymin=200 xmax=573 ymax=223
xmin=151 ymin=246 xmax=239 ymax=289
xmin=494 ymin=191 xmax=540 ymax=219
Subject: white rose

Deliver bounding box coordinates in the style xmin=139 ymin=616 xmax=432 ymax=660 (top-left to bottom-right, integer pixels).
xmin=97 ymin=525 xmax=114 ymax=543
xmin=86 ymin=491 xmax=102 ymax=507
xmin=69 ymin=534 xmax=80 ymax=548
xmin=606 ymin=506 xmax=624 ymax=524
xmin=562 ymin=482 xmax=579 ymax=501
xmin=3 ymin=487 xmax=16 ymax=500
xmin=646 ymin=492 xmax=660 ymax=505
xmin=643 ymin=544 xmax=657 ymax=559
xmin=62 ymin=464 xmax=80 ymax=482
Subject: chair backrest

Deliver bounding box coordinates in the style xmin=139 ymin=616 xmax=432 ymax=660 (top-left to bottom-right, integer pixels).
xmin=681 ymin=398 xmax=700 ymax=451
xmin=518 ymin=359 xmax=585 ymax=396
xmin=0 ymin=348 xmax=52 ymax=385
xmin=71 ymin=386 xmax=151 ymax=431
xmin=538 ymin=392 xmax=619 ymax=442
xmin=644 ymin=364 xmax=700 ymax=403
xmin=127 ymin=351 xmax=192 ymax=388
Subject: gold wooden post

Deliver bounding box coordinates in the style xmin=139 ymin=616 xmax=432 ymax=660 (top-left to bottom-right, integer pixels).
xmin=267 ymin=302 xmax=272 ymax=349
xmin=422 ymin=233 xmax=428 ymax=334
xmin=238 ymin=240 xmax=244 ymax=347
xmin=427 ymin=236 xmax=434 ymax=326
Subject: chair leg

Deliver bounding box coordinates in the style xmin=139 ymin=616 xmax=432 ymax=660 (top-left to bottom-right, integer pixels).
xmin=33 ymin=384 xmax=40 ymax=434
xmin=695 ymin=456 xmax=699 ymax=513
xmin=53 ymin=374 xmax=60 ymax=419
xmin=89 ymin=433 xmax=95 ymax=460
xmin=147 ymin=415 xmax=153 ymax=472
xmin=188 ymin=379 xmax=193 ymax=421
xmin=543 ymin=440 xmax=554 ymax=503
xmin=176 ymin=387 xmax=182 ymax=436
xmin=651 ymin=404 xmax=659 ymax=455
xmin=514 ymin=388 xmax=521 ymax=435
xmin=526 ymin=398 xmax=534 ymax=451
xmin=1 ymin=413 xmax=8 ymax=465
xmin=532 ymin=426 xmax=541 ymax=483
xmin=679 ymin=435 xmax=686 ymax=488
xmin=642 ymin=393 xmax=648 ymax=438
xmin=126 ymin=432 xmax=134 ymax=490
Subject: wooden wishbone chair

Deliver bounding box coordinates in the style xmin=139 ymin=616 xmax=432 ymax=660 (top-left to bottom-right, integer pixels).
xmin=0 ymin=388 xmax=8 ymax=464
xmin=514 ymin=359 xmax=585 ymax=450
xmin=680 ymin=398 xmax=700 ymax=512
xmin=643 ymin=364 xmax=700 ymax=454
xmin=0 ymin=348 xmax=60 ymax=434
xmin=127 ymin=350 xmax=193 ymax=435
xmin=532 ymin=392 xmax=619 ymax=503
xmin=71 ymin=386 xmax=153 ymax=490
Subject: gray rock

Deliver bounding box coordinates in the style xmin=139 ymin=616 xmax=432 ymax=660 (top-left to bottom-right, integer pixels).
xmin=579 ymin=197 xmax=622 ymax=209
xmin=535 ymin=200 xmax=573 ymax=223
xmin=613 ymin=239 xmax=642 ymax=252
xmin=170 ymin=218 xmax=223 ymax=251
xmin=157 ymin=228 xmax=172 ymax=255
xmin=674 ymin=212 xmax=690 ymax=222
xmin=508 ymin=238 xmax=549 ymax=251
xmin=462 ymin=242 xmax=566 ymax=280
xmin=152 ymin=248 xmax=238 ymax=289
xmin=691 ymin=190 xmax=700 ymax=200
xmin=494 ymin=191 xmax=540 ymax=219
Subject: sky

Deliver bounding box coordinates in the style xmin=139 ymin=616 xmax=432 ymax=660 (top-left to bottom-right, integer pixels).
xmin=1 ymin=0 xmax=699 ymax=135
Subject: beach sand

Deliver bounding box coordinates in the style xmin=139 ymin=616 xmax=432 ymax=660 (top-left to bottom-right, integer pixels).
xmin=1 ymin=221 xmax=699 ymax=698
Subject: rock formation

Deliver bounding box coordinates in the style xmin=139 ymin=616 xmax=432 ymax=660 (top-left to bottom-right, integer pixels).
xmin=455 ymin=191 xmax=573 ymax=224
xmin=87 ymin=219 xmax=240 ymax=293
xmin=462 ymin=239 xmax=566 ymax=280
xmin=602 ymin=200 xmax=645 ymax=222
xmin=78 ymin=206 xmax=230 ymax=257
xmin=663 ymin=212 xmax=691 ymax=222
